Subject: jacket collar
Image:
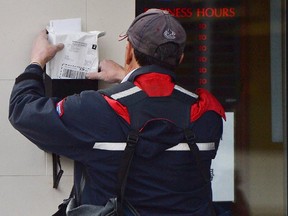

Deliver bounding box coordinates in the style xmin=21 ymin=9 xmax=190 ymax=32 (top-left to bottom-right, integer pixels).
xmin=127 ymin=65 xmax=176 ymax=82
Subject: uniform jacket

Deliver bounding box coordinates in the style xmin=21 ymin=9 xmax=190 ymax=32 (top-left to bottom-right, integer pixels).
xmin=9 ymin=64 xmax=225 ymax=215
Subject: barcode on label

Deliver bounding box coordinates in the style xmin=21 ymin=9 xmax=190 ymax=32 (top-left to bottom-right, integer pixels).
xmin=62 ymin=69 xmax=86 ymax=79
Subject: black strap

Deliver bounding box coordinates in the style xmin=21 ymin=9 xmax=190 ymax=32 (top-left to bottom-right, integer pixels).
xmin=52 ymin=154 xmax=64 ymax=189
xmin=184 ymin=129 xmax=209 ymax=183
xmin=171 ymin=87 xmax=198 ymax=104
xmin=98 ymin=81 xmax=148 ymax=107
xmin=62 ymin=131 xmax=138 ymax=215
xmin=184 ymin=128 xmax=217 ymax=216
xmin=98 ymin=81 xmax=135 ymax=97
xmin=116 ymin=130 xmax=139 ymax=216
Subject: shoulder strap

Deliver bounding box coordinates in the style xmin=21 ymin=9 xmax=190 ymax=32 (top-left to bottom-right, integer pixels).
xmin=98 ymin=81 xmax=148 ymax=107
xmin=52 ymin=154 xmax=64 ymax=189
xmin=172 ymin=84 xmax=198 ymax=104
xmin=184 ymin=129 xmax=209 ymax=183
xmin=98 ymin=81 xmax=136 ymax=97
xmin=100 ymin=81 xmax=201 ymax=215
xmin=99 ymin=80 xmax=198 ymax=109
xmin=116 ymin=130 xmax=139 ymax=216
xmin=185 ymin=128 xmax=217 ymax=216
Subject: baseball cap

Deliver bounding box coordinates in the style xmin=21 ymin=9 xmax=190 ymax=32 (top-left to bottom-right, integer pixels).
xmin=120 ymin=9 xmax=186 ymax=65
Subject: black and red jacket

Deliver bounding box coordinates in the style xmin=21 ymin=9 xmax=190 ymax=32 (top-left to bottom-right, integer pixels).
xmin=9 ymin=64 xmax=225 ymax=215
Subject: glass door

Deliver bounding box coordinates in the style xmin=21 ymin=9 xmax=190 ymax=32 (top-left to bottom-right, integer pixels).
xmin=135 ymin=1 xmax=287 ymax=215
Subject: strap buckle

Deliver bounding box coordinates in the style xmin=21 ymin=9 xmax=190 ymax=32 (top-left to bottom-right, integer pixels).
xmin=126 ymin=130 xmax=139 ymax=147
xmin=184 ymin=128 xmax=196 ymax=143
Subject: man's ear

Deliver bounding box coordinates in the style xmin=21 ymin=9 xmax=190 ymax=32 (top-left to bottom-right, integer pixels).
xmin=125 ymin=42 xmax=134 ymax=65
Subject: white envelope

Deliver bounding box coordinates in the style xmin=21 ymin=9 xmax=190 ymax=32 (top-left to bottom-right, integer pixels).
xmin=46 ymin=18 xmax=105 ymax=79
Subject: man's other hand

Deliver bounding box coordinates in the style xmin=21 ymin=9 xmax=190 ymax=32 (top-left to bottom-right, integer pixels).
xmin=86 ymin=60 xmax=126 ymax=83
xmin=30 ymin=30 xmax=64 ymax=69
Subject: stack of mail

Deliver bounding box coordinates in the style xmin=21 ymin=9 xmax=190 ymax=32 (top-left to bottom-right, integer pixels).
xmin=46 ymin=18 xmax=105 ymax=79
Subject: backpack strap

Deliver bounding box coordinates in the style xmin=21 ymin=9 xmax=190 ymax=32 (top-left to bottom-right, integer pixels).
xmin=116 ymin=130 xmax=139 ymax=216
xmin=184 ymin=128 xmax=217 ymax=216
xmin=52 ymin=154 xmax=64 ymax=189
xmin=184 ymin=128 xmax=210 ymax=183
xmin=99 ymin=82 xmax=198 ymax=105
xmin=99 ymin=79 xmax=203 ymax=215
xmin=98 ymin=81 xmax=148 ymax=107
xmin=172 ymin=85 xmax=198 ymax=104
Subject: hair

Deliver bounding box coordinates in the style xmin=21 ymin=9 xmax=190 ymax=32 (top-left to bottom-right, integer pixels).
xmin=133 ymin=42 xmax=183 ymax=70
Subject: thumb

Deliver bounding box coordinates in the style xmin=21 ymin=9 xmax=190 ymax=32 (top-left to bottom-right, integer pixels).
xmin=55 ymin=43 xmax=64 ymax=51
xmin=45 ymin=43 xmax=64 ymax=63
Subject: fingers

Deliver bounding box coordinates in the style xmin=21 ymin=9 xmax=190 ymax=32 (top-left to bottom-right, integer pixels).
xmin=30 ymin=30 xmax=64 ymax=68
xmin=86 ymin=71 xmax=102 ymax=80
xmin=86 ymin=60 xmax=126 ymax=83
xmin=41 ymin=29 xmax=48 ymax=37
xmin=42 ymin=29 xmax=64 ymax=52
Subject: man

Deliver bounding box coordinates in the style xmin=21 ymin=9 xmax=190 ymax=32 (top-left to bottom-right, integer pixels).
xmin=9 ymin=9 xmax=225 ymax=215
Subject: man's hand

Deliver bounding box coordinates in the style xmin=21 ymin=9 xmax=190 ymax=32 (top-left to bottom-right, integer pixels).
xmin=30 ymin=30 xmax=64 ymax=69
xmin=86 ymin=60 xmax=126 ymax=83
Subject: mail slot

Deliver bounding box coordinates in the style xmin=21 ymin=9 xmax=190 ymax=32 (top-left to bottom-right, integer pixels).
xmin=44 ymin=74 xmax=98 ymax=99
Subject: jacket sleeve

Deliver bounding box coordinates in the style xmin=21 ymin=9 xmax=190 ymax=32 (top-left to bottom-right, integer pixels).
xmin=191 ymin=88 xmax=225 ymax=159
xmin=8 ymin=64 xmax=94 ymax=159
